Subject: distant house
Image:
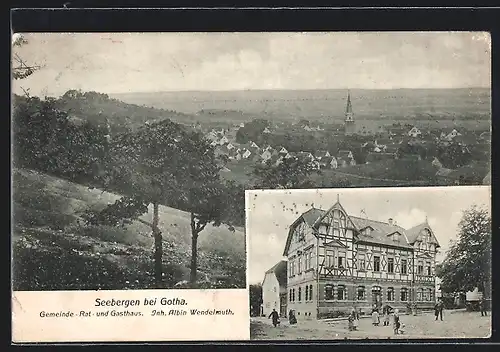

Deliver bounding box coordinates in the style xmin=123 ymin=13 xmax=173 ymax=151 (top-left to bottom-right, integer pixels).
xmin=320 ymin=156 xmax=338 ymax=169
xmin=249 ymin=141 xmax=260 ymax=149
xmin=441 ymin=128 xmax=461 ymax=141
xmin=278 ymin=147 xmax=289 ymax=154
xmin=303 ymin=125 xmax=313 ymax=131
xmin=261 ymin=150 xmax=273 ymax=162
xmin=298 ymin=151 xmax=315 ymax=161
xmin=408 ymin=126 xmax=422 ymax=138
xmin=262 ymin=260 xmax=288 ymax=318
xmin=239 ymin=122 xmax=245 ymax=128
xmin=337 ymin=150 xmax=354 ymax=161
xmin=269 ymin=154 xmax=284 ymax=166
xmin=263 ymin=127 xmax=271 ymax=134
xmin=242 ymin=149 xmax=252 ymax=159
xmin=226 ymin=143 xmax=236 ymax=150
xmin=218 ymin=136 xmax=229 ymax=145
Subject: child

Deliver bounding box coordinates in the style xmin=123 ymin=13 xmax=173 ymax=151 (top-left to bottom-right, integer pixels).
xmin=399 ymin=323 xmax=405 ymax=335
xmin=348 ymin=312 xmax=355 ymax=331
xmin=372 ymin=309 xmax=380 ymax=326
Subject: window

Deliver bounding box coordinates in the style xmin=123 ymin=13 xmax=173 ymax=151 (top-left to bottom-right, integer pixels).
xmin=305 ymin=285 xmax=309 ymax=300
xmin=401 ymin=259 xmax=407 ymax=274
xmin=428 ymin=288 xmax=434 ymax=302
xmin=387 ymin=287 xmax=395 ymax=301
xmin=393 ymin=233 xmax=400 ymax=242
xmin=426 ymin=261 xmax=432 ymax=276
xmin=337 ymin=285 xmax=346 ymax=300
xmin=357 ymin=286 xmax=366 ymax=300
xmin=326 ymin=249 xmax=335 ymax=268
xmin=298 ymin=256 xmax=302 ymax=274
xmin=387 ymin=258 xmax=394 ymax=273
xmin=373 ymin=256 xmax=381 ymax=272
xmin=417 ymin=288 xmax=424 ymax=301
xmin=305 ymin=250 xmax=312 ymax=270
xmin=358 ymin=254 xmax=366 ymax=271
xmin=337 ymin=252 xmax=346 ymax=269
xmin=289 ymin=289 xmax=293 ymax=302
xmin=417 ymin=261 xmax=424 ymax=275
xmin=289 ymin=261 xmax=294 ymax=277
xmin=292 ymin=288 xmax=295 ymax=302
xmin=400 ymin=288 xmax=408 ymax=302
xmin=309 ymin=285 xmax=313 ymax=301
xmin=298 ymin=287 xmax=302 ymax=301
xmin=325 ymin=285 xmax=334 ymax=300
xmin=365 ymin=227 xmax=372 ymax=236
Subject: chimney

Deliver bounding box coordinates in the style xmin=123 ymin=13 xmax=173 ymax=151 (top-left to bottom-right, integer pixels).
xmin=388 ymin=218 xmax=394 ymax=226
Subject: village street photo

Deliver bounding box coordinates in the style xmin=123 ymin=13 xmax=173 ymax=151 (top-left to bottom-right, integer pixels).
xmin=247 ymin=187 xmax=491 ymax=339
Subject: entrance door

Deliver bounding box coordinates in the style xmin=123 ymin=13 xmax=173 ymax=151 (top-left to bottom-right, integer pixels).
xmin=372 ymin=286 xmax=382 ymax=310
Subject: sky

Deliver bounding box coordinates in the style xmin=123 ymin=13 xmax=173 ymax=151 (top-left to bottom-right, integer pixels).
xmin=12 ymin=32 xmax=491 ymax=97
xmin=246 ymin=186 xmax=491 ymax=285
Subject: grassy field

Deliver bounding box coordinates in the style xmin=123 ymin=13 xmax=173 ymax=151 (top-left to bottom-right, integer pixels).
xmin=11 ymin=168 xmax=246 ymax=290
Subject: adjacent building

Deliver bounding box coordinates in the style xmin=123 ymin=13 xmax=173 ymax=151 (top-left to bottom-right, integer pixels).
xmin=280 ymin=197 xmax=440 ymax=320
xmin=262 ymin=260 xmax=288 ymax=318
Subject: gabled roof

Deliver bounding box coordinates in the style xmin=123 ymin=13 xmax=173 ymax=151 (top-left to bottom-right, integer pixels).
xmin=350 ymin=216 xmax=413 ymax=249
xmin=264 ymin=260 xmax=287 ymax=288
xmin=302 ymin=207 xmax=326 ymax=227
xmin=405 ymin=221 xmax=440 ymax=247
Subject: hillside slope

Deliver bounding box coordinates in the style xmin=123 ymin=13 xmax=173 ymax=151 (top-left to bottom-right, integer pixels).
xmin=12 ymin=168 xmax=246 ymax=290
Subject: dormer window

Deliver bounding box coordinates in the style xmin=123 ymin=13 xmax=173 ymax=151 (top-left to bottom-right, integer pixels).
xmin=318 ymin=223 xmax=328 ymax=235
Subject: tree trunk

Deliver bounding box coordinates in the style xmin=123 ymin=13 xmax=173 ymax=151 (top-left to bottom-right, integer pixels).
xmin=152 ymin=202 xmax=163 ymax=288
xmin=189 ymin=213 xmax=207 ymax=286
xmin=190 ymin=232 xmax=199 ymax=284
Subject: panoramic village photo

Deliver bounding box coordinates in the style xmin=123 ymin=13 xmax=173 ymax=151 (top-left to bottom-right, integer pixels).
xmin=11 ymin=32 xmax=490 ymax=294
xmin=247 ymin=187 xmax=491 ymax=339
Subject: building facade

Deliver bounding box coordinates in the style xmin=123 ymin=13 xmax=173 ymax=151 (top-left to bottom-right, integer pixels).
xmin=262 ymin=260 xmax=288 ymax=317
xmin=283 ymin=198 xmax=440 ymax=320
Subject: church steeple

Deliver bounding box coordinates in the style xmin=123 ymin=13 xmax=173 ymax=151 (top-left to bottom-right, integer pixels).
xmin=345 ymin=90 xmax=353 ymax=118
xmin=344 ymin=89 xmax=355 ymax=135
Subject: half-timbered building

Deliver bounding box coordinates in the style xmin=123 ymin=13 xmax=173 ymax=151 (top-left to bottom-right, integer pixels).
xmin=283 ymin=197 xmax=440 ymax=319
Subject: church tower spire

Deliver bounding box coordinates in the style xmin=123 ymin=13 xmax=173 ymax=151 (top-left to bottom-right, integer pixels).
xmin=344 ymin=89 xmax=355 ymax=135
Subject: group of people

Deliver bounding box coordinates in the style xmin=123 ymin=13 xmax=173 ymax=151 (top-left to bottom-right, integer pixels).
xmin=370 ymin=305 xmax=404 ymax=334
xmin=268 ymin=309 xmax=297 ymax=327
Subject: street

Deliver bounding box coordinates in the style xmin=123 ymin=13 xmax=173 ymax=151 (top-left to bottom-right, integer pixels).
xmin=250 ymin=310 xmax=491 ymax=340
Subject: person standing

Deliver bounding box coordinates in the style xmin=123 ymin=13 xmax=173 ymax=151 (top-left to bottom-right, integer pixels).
xmin=372 ymin=308 xmax=380 ymax=326
xmin=480 ymin=296 xmax=488 ymax=317
xmin=435 ymin=299 xmax=444 ymax=321
xmin=393 ymin=309 xmax=401 ymax=335
xmin=269 ymin=308 xmax=280 ymax=327
xmin=383 ymin=305 xmax=390 ymax=326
